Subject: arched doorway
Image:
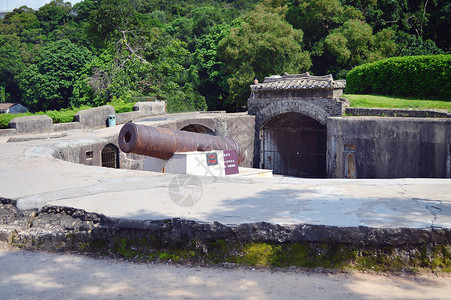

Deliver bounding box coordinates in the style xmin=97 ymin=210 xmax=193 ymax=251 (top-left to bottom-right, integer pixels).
xmin=261 ymin=112 xmax=326 ymax=178
xmin=180 ymin=124 xmax=214 ymax=135
xmin=101 ymin=144 xmax=119 ymax=168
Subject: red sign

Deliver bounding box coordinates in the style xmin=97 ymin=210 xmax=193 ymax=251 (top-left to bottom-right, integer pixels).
xmin=206 ymin=152 xmax=218 ymax=166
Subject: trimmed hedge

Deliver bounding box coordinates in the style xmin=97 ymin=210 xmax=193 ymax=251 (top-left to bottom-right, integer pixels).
xmin=346 ymin=55 xmax=451 ymax=99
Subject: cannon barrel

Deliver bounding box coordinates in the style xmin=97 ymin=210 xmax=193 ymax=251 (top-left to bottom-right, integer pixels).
xmin=118 ymin=122 xmax=245 ymax=164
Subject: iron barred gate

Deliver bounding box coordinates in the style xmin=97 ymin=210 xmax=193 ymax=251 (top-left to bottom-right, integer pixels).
xmin=260 ymin=114 xmax=327 ymax=178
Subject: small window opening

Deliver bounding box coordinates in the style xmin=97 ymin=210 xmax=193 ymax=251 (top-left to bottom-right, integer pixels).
xmin=86 ymin=151 xmax=93 ymax=159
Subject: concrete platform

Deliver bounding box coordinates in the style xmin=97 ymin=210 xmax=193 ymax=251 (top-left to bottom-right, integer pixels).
xmin=0 ymin=118 xmax=450 ymax=247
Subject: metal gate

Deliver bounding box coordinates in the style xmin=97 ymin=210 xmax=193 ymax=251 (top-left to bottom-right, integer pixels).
xmin=101 ymin=144 xmax=119 ymax=168
xmin=261 ymin=127 xmax=327 ymax=178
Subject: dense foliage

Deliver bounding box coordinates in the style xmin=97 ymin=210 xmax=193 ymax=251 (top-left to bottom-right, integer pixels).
xmin=0 ymin=0 xmax=448 ymax=112
xmin=346 ymin=55 xmax=451 ymax=98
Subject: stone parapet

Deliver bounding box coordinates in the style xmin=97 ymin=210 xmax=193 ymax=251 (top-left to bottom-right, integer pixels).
xmin=8 ymin=115 xmax=53 ymax=133
xmin=133 ymin=101 xmax=167 ymax=117
xmin=346 ymin=107 xmax=451 ymax=118
xmin=74 ymin=105 xmax=115 ymax=129
xmin=52 ymin=122 xmax=81 ymax=132
xmin=116 ymin=111 xmax=142 ymax=125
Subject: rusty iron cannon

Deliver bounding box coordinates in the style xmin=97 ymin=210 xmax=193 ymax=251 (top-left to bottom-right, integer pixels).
xmin=118 ymin=122 xmax=245 ymax=164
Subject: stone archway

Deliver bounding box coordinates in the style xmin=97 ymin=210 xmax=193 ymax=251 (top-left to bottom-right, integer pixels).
xmin=248 ymin=73 xmax=347 ymax=177
xmin=180 ymin=124 xmax=215 ymax=135
xmin=256 ymin=99 xmax=329 ymax=129
xmin=260 ymin=112 xmax=327 ymax=178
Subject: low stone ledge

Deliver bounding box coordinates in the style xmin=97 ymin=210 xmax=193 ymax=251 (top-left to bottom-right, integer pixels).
xmin=1 ymin=201 xmax=450 ymax=270
xmin=8 ymin=115 xmax=53 ymax=133
xmin=0 ymin=128 xmax=17 ymax=136
xmin=2 ymin=202 xmax=451 ymax=247
xmin=346 ymin=107 xmax=451 ymax=118
xmin=52 ymin=122 xmax=81 ymax=132
xmin=74 ymin=105 xmax=115 ymax=129
xmin=116 ymin=111 xmax=142 ymax=125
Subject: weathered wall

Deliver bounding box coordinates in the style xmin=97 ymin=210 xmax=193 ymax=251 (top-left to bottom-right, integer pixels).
xmin=74 ymin=105 xmax=115 ymax=129
xmin=132 ymin=101 xmax=167 ymax=117
xmin=53 ymin=113 xmax=256 ymax=170
xmin=327 ymin=117 xmax=451 ymax=178
xmin=153 ymin=113 xmax=256 ymax=168
xmin=2 ymin=101 xmax=167 ymax=136
xmin=9 ymin=115 xmax=53 ymax=134
xmin=249 ymin=97 xmax=346 ymax=127
xmin=218 ymin=114 xmax=255 ymax=168
xmin=346 ymin=107 xmax=451 ymax=118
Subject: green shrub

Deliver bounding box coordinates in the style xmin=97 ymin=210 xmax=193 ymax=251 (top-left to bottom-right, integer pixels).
xmin=346 ymin=55 xmax=451 ymax=99
xmin=107 ymin=97 xmax=135 ymax=113
xmin=0 ymin=112 xmax=33 ymax=129
xmin=0 ymin=106 xmax=94 ymax=129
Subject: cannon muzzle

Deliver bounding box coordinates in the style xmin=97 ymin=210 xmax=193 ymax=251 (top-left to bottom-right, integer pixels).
xmin=118 ymin=123 xmax=245 ymax=164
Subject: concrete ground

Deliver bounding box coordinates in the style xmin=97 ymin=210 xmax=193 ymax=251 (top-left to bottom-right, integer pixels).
xmin=1 ymin=241 xmax=450 ymax=300
xmin=0 ymin=117 xmax=450 ymax=231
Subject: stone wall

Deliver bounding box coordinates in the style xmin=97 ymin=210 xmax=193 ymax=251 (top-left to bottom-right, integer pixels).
xmin=52 ymin=113 xmax=256 ymax=169
xmin=2 ymin=101 xmax=167 ymax=136
xmin=327 ymin=117 xmax=451 ymax=178
xmin=8 ymin=115 xmax=53 ymax=134
xmin=346 ymin=107 xmax=451 ymax=118
xmin=74 ymin=105 xmax=115 ymax=129
xmin=134 ymin=113 xmax=256 ymax=168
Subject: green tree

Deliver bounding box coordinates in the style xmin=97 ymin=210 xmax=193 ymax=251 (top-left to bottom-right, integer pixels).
xmin=18 ymin=39 xmax=93 ymax=111
xmin=194 ymin=24 xmax=231 ymax=110
xmin=217 ymin=0 xmax=311 ymax=111
xmin=0 ymin=41 xmax=25 ymax=103
xmin=35 ymin=0 xmax=72 ymax=36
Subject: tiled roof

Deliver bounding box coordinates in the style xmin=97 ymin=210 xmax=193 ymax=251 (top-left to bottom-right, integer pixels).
xmin=251 ymin=72 xmax=346 ymax=91
xmin=0 ymin=103 xmax=17 ymax=111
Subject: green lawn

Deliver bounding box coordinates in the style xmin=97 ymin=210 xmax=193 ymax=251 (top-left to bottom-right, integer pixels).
xmin=343 ymin=94 xmax=451 ymax=112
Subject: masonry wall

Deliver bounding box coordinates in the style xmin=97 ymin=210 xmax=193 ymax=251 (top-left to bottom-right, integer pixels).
xmin=139 ymin=113 xmax=256 ymax=168
xmin=327 ymin=117 xmax=451 ymax=178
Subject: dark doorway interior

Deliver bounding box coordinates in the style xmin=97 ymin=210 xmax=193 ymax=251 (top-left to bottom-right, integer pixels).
xmin=261 ymin=113 xmax=326 ymax=178
xmin=180 ymin=124 xmax=214 ymax=135
xmin=101 ymin=144 xmax=119 ymax=168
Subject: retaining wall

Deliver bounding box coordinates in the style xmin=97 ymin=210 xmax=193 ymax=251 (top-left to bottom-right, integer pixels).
xmin=346 ymin=107 xmax=451 ymax=118
xmin=327 ymin=117 xmax=451 ymax=178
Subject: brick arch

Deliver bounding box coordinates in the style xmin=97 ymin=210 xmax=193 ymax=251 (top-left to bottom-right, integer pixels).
xmin=256 ymin=99 xmax=329 ymax=130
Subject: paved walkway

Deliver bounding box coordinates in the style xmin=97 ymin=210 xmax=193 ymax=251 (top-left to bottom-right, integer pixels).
xmin=0 ymin=118 xmax=450 ymax=231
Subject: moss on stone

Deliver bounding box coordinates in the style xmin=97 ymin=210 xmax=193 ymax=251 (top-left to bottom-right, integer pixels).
xmin=33 ymin=230 xmax=450 ymax=273
xmin=238 ymin=243 xmax=280 ymax=266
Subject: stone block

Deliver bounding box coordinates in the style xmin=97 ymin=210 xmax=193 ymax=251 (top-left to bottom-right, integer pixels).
xmin=73 ymin=105 xmax=115 ymax=129
xmin=144 ymin=151 xmax=237 ymax=176
xmin=9 ymin=115 xmax=53 ymax=133
xmin=133 ymin=101 xmax=166 ymax=117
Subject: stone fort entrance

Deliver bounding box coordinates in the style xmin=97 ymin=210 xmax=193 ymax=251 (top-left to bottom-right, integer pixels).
xmin=261 ymin=112 xmax=327 ymax=177
xmin=249 ymin=73 xmax=347 ymax=177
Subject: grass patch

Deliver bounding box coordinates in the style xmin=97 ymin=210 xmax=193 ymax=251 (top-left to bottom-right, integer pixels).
xmin=344 ymin=94 xmax=451 ymax=112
